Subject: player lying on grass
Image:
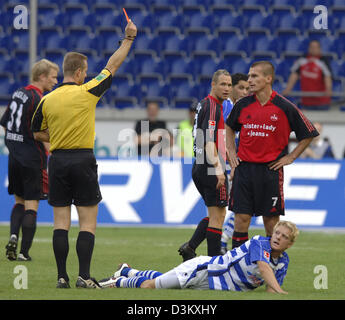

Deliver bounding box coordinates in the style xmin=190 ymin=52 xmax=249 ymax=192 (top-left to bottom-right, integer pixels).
xmin=98 ymin=221 xmax=298 ymax=294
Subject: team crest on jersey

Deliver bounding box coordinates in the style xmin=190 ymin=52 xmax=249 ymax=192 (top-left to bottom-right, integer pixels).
xmin=208 ymin=120 xmax=216 ymax=130
xmin=263 ymin=250 xmax=270 ymax=261
xmin=270 ymin=114 xmax=278 ymax=121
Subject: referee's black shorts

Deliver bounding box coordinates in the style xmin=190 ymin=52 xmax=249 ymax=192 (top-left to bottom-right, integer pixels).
xmin=8 ymin=154 xmax=48 ymax=201
xmin=48 ymin=149 xmax=102 ymax=207
xmin=192 ymin=162 xmax=229 ymax=208
xmin=229 ymin=161 xmax=285 ymax=217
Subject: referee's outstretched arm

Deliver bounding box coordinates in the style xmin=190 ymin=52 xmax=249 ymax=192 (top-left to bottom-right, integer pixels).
xmin=105 ymin=20 xmax=137 ymax=76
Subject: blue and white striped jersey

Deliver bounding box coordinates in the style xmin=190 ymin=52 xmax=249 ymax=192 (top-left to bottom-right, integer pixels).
xmin=190 ymin=236 xmax=289 ymax=291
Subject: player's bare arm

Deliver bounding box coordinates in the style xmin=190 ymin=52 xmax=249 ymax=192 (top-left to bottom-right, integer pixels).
xmin=225 ymin=124 xmax=239 ymax=169
xmin=33 ymin=129 xmax=50 ymax=143
xmin=205 ymin=141 xmax=225 ymax=189
xmin=268 ymin=137 xmax=314 ymax=170
xmin=105 ymin=20 xmax=137 ymax=76
xmin=257 ymin=261 xmax=288 ymax=294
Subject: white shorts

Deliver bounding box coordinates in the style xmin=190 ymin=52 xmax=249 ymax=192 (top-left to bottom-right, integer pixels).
xmin=155 ymin=256 xmax=211 ymax=290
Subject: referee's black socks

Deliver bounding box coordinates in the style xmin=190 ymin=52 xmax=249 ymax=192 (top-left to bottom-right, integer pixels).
xmin=53 ymin=229 xmax=69 ymax=282
xmin=20 ymin=209 xmax=37 ymax=257
xmin=232 ymin=231 xmax=249 ymax=248
xmin=10 ymin=203 xmax=25 ymax=238
xmin=76 ymin=231 xmax=95 ymax=280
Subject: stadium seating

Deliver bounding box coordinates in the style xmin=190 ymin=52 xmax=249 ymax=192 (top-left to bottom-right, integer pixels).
xmin=0 ymin=0 xmax=343 ymax=109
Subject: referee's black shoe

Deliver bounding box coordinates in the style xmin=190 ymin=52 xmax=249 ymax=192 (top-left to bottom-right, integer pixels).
xmin=56 ymin=278 xmax=70 ymax=289
xmin=178 ymin=242 xmax=196 ymax=262
xmin=5 ymin=234 xmax=18 ymax=261
xmin=76 ymin=276 xmax=102 ymax=289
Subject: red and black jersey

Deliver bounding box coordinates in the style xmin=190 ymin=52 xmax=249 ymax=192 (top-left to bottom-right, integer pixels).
xmin=193 ymin=94 xmax=226 ymax=167
xmin=291 ymin=55 xmax=332 ymax=106
xmin=226 ymin=91 xmax=319 ymax=163
xmin=0 ymin=85 xmax=47 ymax=169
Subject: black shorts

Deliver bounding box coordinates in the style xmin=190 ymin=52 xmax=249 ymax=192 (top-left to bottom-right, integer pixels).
xmin=229 ymin=161 xmax=284 ymax=217
xmin=8 ymin=154 xmax=48 ymax=201
xmin=48 ymin=149 xmax=102 ymax=207
xmin=192 ymin=162 xmax=229 ymax=208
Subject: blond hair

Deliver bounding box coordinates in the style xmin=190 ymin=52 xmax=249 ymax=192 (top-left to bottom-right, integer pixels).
xmin=212 ymin=69 xmax=231 ymax=84
xmin=63 ymin=52 xmax=87 ymax=77
xmin=273 ymin=220 xmax=299 ymax=243
xmin=31 ymin=59 xmax=59 ymax=82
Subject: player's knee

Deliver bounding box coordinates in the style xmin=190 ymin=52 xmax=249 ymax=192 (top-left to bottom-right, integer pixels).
xmin=140 ymin=279 xmax=155 ymax=289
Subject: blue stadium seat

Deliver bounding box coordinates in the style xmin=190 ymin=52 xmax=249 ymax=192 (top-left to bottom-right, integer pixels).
xmin=332 ymin=77 xmax=344 ymax=94
xmin=168 ymin=74 xmax=193 ymax=92
xmin=62 ymin=3 xmax=89 ymax=29
xmin=137 ymin=73 xmax=163 ymax=89
xmin=133 ymin=33 xmax=158 ymax=51
xmin=42 ymin=49 xmax=66 ymax=69
xmin=253 ymin=37 xmax=281 ymax=56
xmin=0 ymin=72 xmax=14 ymax=96
xmin=244 ymin=28 xmax=270 ymax=54
xmin=216 ymin=28 xmax=242 ymax=51
xmin=185 ymin=12 xmax=214 ymax=30
xmin=168 ymin=57 xmax=194 ymax=76
xmin=160 ymin=34 xmax=188 ymax=54
xmin=210 ymin=4 xmax=235 ymax=24
xmin=191 ymin=51 xmax=217 ymax=74
xmin=129 ymin=12 xmax=155 ymax=32
xmin=97 ymin=27 xmax=122 ymax=52
xmin=0 ymin=51 xmax=12 ymax=74
xmin=155 ymin=12 xmax=184 ymax=30
xmin=193 ymin=35 xmax=219 ymax=53
xmin=93 ymin=9 xmax=119 ymax=28
xmin=272 ymin=77 xmax=285 ymax=93
xmin=218 ymin=12 xmax=244 ymax=30
xmin=112 ymin=97 xmax=138 ymax=109
xmin=87 ymin=55 xmax=104 ymax=74
xmin=145 ymin=83 xmax=170 ymax=100
xmin=197 ymin=74 xmax=212 ymax=97
xmin=38 ymin=26 xmax=64 ymax=51
xmin=251 ymin=51 xmax=277 ymax=61
xmin=185 ymin=27 xmax=210 ymax=55
xmin=173 ymin=97 xmax=198 ymax=109
xmin=132 ymin=50 xmax=158 ymax=74
xmin=13 ymin=49 xmax=29 ymax=74
xmin=284 ymin=37 xmax=308 ymax=54
xmin=10 ymin=28 xmax=29 ymax=50
xmin=66 ymin=26 xmax=93 ymax=51
xmin=199 ymin=59 xmax=220 ymax=77
xmin=221 ymin=52 xmax=248 ymax=73
xmin=175 ymin=83 xmax=198 ymax=99
xmin=240 ymin=5 xmax=266 ymax=28
xmin=151 ymin=4 xmax=176 ymax=17
xmin=247 ymin=13 xmax=272 ymax=29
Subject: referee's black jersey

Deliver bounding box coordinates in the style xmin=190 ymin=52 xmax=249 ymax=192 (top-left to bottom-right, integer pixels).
xmin=226 ymin=90 xmax=319 ymax=163
xmin=0 ymin=85 xmax=47 ymax=169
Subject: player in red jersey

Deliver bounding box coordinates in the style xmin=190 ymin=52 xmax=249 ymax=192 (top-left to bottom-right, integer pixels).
xmin=226 ymin=61 xmax=319 ymax=248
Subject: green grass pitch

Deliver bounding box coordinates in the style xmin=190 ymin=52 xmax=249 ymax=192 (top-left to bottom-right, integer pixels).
xmin=0 ymin=225 xmax=344 ymax=300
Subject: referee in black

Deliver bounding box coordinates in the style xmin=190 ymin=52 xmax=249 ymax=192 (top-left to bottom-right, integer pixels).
xmin=32 ymin=20 xmax=137 ymax=288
